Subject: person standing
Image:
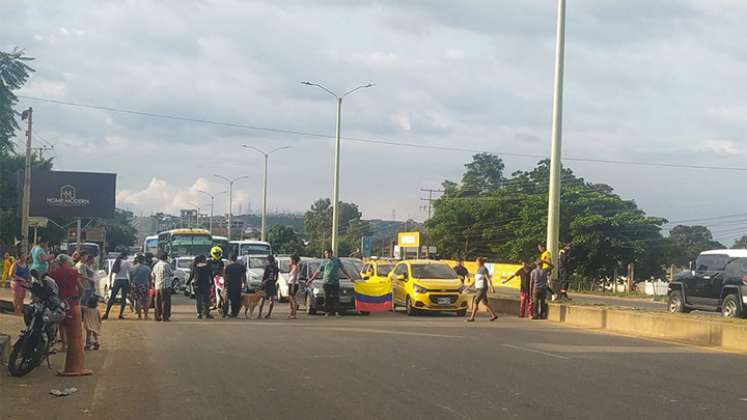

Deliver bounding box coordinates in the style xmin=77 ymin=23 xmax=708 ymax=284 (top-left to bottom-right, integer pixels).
xmin=558 ymin=244 xmax=572 ymax=301
xmin=287 ymin=255 xmax=301 ymax=319
xmin=103 ymin=252 xmax=131 ymax=320
xmin=307 ymin=249 xmax=351 ymax=317
xmin=530 ymin=261 xmax=549 ymax=320
xmin=504 ymin=261 xmax=533 ymax=318
xmin=50 ymin=254 xmax=85 ymax=352
xmin=151 ymin=252 xmax=174 ymax=322
xmin=257 ymin=255 xmax=278 ymax=319
xmin=537 ymin=243 xmax=556 ymax=300
xmin=453 ymin=259 xmax=469 ymax=285
xmin=82 ymin=295 xmax=102 ymax=351
xmin=30 ymin=238 xmax=50 ymax=276
xmin=75 ymin=252 xmax=94 ymax=306
xmin=130 ymin=254 xmax=152 ymax=320
xmin=2 ymin=252 xmax=15 ymax=288
xmin=189 ymin=255 xmax=214 ymax=319
xmin=223 ymin=253 xmax=247 ymax=318
xmin=10 ymin=254 xmax=30 ymax=315
xmin=466 ymin=257 xmax=498 ymax=322
xmin=207 ymin=247 xmax=225 ymax=310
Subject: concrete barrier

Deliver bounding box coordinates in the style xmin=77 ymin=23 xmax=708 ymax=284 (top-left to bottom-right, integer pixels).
xmin=488 ymin=296 xmax=747 ymax=354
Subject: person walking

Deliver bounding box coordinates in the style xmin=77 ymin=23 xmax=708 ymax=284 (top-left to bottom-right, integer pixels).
xmin=466 ymin=257 xmax=498 ymax=322
xmin=287 ymin=254 xmax=301 ymax=319
xmin=130 ymin=254 xmax=152 ymax=320
xmin=2 ymin=252 xmax=15 ymax=288
xmin=223 ymin=253 xmax=247 ymax=318
xmin=530 ymin=261 xmax=549 ymax=320
xmin=504 ymin=262 xmax=533 ymax=318
xmin=453 ymin=259 xmax=469 ymax=285
xmin=558 ymin=244 xmax=572 ymax=301
xmin=189 ymin=255 xmax=214 ymax=319
xmin=257 ymin=255 xmax=279 ymax=319
xmin=103 ymin=252 xmax=131 ymax=320
xmin=307 ymin=249 xmax=351 ymax=317
xmin=10 ymin=254 xmax=31 ymax=315
xmin=30 ymin=238 xmax=50 ymax=276
xmin=151 ymin=252 xmax=174 ymax=322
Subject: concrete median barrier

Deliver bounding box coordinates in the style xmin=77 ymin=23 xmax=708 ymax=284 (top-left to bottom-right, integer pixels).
xmin=488 ymin=296 xmax=747 ymax=354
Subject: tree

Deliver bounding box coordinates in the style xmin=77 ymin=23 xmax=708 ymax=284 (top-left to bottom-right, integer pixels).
xmin=668 ymin=225 xmax=724 ymax=265
xmin=0 ymin=48 xmax=35 ymax=156
xmin=267 ymin=224 xmax=304 ymax=255
xmin=0 ymin=154 xmax=51 ymax=245
xmin=733 ymin=235 xmax=747 ymax=249
xmin=303 ymin=198 xmax=370 ymax=257
xmin=97 ymin=209 xmax=138 ymax=251
xmin=460 ymin=153 xmax=505 ymax=193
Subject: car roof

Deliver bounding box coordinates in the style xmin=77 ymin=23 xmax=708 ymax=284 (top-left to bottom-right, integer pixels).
xmin=402 ymin=259 xmax=448 ymax=265
xmin=700 ymin=249 xmax=747 ymax=258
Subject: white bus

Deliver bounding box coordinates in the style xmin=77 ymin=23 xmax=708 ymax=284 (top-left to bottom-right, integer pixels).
xmin=158 ymin=228 xmax=213 ymax=257
xmin=231 ymin=240 xmax=272 ymax=257
xmin=143 ymin=235 xmax=158 ymax=255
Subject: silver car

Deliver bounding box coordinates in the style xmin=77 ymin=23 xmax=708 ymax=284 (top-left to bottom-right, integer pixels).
xmin=295 ymin=258 xmax=364 ymax=315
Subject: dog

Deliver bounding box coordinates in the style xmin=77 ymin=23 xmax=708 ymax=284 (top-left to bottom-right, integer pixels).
xmin=240 ymin=291 xmax=264 ymax=319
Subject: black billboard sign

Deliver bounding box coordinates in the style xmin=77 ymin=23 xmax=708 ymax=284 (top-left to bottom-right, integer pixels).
xmin=29 ymin=170 xmax=116 ymax=218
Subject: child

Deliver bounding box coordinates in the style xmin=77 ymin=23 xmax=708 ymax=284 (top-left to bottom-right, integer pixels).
xmin=83 ymin=295 xmax=101 ymax=350
xmin=504 ymin=262 xmax=532 ymax=318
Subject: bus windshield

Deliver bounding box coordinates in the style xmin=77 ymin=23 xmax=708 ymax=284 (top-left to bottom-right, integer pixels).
xmin=144 ymin=238 xmax=158 ymax=254
xmin=169 ymin=235 xmax=213 ymax=257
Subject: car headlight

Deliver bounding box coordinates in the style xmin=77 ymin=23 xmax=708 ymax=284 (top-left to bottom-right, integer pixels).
xmin=414 ymin=284 xmax=428 ymax=294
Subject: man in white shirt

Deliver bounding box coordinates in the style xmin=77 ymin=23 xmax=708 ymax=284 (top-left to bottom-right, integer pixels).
xmin=151 ymin=253 xmax=174 ymax=322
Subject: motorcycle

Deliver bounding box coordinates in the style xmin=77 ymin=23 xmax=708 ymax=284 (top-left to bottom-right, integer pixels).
xmin=210 ymin=274 xmax=225 ymax=310
xmin=8 ymin=273 xmax=67 ymax=377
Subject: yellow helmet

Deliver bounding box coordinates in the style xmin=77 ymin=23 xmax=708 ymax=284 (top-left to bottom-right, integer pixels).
xmin=210 ymin=246 xmax=223 ymax=259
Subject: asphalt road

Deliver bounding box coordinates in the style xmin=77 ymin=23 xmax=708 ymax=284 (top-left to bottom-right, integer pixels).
xmin=2 ymin=295 xmax=747 ymax=420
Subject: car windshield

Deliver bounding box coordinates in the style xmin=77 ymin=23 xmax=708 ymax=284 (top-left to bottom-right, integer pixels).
xmin=246 ymin=257 xmax=267 ymax=269
xmin=278 ymin=259 xmax=290 ymax=273
xmin=341 ymin=261 xmax=362 ymax=280
xmin=238 ymin=243 xmax=272 ymax=256
xmin=410 ymin=264 xmax=457 ymax=279
xmin=377 ymin=264 xmax=394 ymax=276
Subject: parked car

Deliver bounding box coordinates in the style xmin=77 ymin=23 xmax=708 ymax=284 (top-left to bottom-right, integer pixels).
xmin=276 ymin=256 xmax=292 ymax=301
xmin=361 ymin=260 xmax=395 ymax=283
xmin=668 ymin=249 xmax=747 ymax=318
xmin=294 ymin=258 xmax=363 ymax=315
xmin=389 ymin=260 xmax=468 ymax=316
xmin=171 ymin=256 xmax=195 ymax=297
xmin=242 ymin=255 xmax=267 ymax=292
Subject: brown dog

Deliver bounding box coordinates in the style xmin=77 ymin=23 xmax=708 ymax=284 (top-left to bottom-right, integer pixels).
xmin=240 ymin=291 xmax=263 ymax=319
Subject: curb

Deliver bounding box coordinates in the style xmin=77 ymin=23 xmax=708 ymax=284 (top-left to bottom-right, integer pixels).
xmin=488 ymin=296 xmax=747 ymax=354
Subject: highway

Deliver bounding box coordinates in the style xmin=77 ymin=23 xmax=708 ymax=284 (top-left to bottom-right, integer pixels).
xmin=2 ymin=295 xmax=746 ymax=420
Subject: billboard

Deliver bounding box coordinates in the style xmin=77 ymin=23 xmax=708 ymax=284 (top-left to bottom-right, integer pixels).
xmin=397 ymin=231 xmax=420 ymax=248
xmin=30 ymin=170 xmax=116 ymax=218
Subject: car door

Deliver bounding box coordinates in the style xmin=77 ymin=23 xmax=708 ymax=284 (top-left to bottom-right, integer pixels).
xmin=295 ymin=262 xmax=309 ymax=303
xmin=690 ymin=255 xmax=724 ymax=305
xmin=391 ymin=263 xmax=408 ymax=305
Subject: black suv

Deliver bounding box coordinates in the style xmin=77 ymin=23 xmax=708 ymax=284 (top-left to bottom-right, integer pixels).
xmin=668 ymin=250 xmax=747 ymax=318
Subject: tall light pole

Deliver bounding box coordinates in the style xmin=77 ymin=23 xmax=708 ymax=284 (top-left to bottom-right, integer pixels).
xmin=197 ymin=189 xmax=227 ymax=235
xmin=242 ymin=145 xmax=290 ymax=242
xmin=546 ymin=0 xmax=566 ymax=282
xmin=213 ymin=174 xmax=249 ymax=241
xmin=301 ymin=81 xmax=374 ymax=255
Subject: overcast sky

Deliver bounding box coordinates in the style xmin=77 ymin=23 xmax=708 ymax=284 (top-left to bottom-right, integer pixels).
xmin=3 ymin=1 xmax=747 ymax=244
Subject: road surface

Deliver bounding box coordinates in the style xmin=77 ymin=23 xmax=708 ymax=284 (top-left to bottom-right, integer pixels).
xmin=2 ymin=295 xmax=746 ymax=420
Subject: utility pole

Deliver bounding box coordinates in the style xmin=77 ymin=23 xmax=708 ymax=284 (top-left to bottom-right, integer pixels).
xmin=546 ymin=0 xmax=567 ymax=283
xmin=419 ymin=189 xmax=444 ymax=221
xmin=241 ymin=145 xmax=290 ymax=242
xmin=32 ymin=145 xmax=53 ymax=160
xmin=21 ymin=107 xmax=32 ymax=255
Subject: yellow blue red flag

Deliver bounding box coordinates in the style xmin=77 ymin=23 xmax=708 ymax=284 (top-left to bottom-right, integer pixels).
xmin=354 ymin=281 xmax=392 ymax=313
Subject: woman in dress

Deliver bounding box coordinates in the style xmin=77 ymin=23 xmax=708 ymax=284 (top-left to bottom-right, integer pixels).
xmin=10 ymin=254 xmax=31 ymax=315
xmin=287 ymin=255 xmax=301 ymax=319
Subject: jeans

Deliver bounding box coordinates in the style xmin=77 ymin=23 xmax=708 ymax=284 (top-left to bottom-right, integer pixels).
xmin=223 ymin=286 xmax=241 ymax=317
xmin=532 ymin=288 xmax=548 ymax=319
xmin=196 ymin=289 xmax=210 ymax=317
xmin=155 ymin=288 xmax=172 ymax=321
xmin=323 ymin=283 xmax=339 ymax=315
xmin=105 ymin=279 xmax=129 ymax=317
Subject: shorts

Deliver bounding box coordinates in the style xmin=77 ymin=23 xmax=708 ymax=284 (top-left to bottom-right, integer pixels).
xmin=473 ymin=287 xmax=489 ymax=305
xmin=288 ymin=283 xmax=299 ymax=296
xmin=262 ymin=284 xmax=277 ymax=301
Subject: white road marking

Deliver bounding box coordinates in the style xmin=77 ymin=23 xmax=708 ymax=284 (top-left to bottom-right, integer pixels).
xmin=502 ymin=344 xmax=571 ymax=360
xmin=312 ymin=327 xmax=464 ymax=338
xmin=434 ymin=403 xmax=471 ymax=419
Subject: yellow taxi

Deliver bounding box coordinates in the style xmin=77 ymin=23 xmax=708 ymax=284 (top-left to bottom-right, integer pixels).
xmin=389 ymin=260 xmax=469 ymax=316
xmin=361 ymin=260 xmax=395 ymax=284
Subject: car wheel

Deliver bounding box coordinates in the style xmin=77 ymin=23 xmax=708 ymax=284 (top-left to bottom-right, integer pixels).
xmin=306 ymin=294 xmax=317 ymax=315
xmin=721 ymin=294 xmax=743 ymax=318
xmin=667 ymin=291 xmax=690 ymax=313
xmin=456 ymin=309 xmax=467 ymax=317
xmin=406 ymin=296 xmax=417 ymax=316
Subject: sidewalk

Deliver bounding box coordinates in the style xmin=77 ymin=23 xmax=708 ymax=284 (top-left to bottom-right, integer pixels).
xmin=0 ymin=287 xmax=29 ymax=313
xmin=490 ymin=286 xmax=667 ymax=311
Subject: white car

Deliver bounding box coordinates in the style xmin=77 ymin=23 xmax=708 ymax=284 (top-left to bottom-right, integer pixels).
xmin=242 ymin=255 xmax=268 ymax=292
xmin=170 ymin=256 xmax=194 ymax=294
xmin=275 ymin=257 xmax=292 ymax=301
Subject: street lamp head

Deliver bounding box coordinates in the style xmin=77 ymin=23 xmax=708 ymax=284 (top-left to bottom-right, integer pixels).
xmin=300 ymin=81 xmax=312 ymax=85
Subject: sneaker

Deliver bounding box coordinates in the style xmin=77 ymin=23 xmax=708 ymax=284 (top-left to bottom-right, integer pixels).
xmin=466 ymin=318 xmax=475 ymax=322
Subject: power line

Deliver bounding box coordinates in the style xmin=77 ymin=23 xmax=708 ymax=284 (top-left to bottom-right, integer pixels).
xmin=19 ymin=94 xmax=747 ymax=173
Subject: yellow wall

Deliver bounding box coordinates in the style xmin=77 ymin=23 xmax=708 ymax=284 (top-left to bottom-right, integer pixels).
xmin=440 ymin=259 xmax=523 ymax=289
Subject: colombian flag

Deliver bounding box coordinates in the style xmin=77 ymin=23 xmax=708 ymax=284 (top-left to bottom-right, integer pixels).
xmin=354 ymin=281 xmax=393 ymax=313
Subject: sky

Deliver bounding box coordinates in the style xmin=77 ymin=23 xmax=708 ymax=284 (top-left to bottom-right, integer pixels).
xmin=3 ymin=0 xmax=747 ymax=245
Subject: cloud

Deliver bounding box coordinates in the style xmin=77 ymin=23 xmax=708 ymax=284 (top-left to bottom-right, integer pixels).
xmin=117 ymin=177 xmax=249 ymax=215
xmin=691 ymin=139 xmax=743 ymax=157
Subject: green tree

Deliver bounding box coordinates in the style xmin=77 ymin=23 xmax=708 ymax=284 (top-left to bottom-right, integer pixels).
xmin=0 ymin=154 xmax=51 ymax=245
xmin=668 ymin=225 xmax=724 ymax=265
xmin=460 ymin=152 xmax=504 ymax=193
xmin=0 ymin=48 xmax=35 ymax=156
xmin=97 ymin=209 xmax=138 ymax=251
xmin=733 ymin=235 xmax=747 ymax=249
xmin=303 ymin=198 xmax=370 ymax=257
xmin=267 ymin=224 xmax=304 ymax=255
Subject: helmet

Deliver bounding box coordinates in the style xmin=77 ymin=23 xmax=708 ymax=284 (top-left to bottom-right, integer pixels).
xmin=210 ymin=246 xmax=223 ymax=260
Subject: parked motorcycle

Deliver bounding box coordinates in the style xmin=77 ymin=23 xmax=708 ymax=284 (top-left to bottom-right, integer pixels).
xmin=8 ymin=272 xmax=67 ymax=377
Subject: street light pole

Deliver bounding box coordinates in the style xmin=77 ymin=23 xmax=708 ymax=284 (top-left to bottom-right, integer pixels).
xmin=301 ymin=81 xmax=374 ymax=255
xmin=241 ymin=145 xmax=290 ymax=242
xmin=214 ymin=174 xmax=249 ymax=241
xmin=546 ymin=0 xmax=566 ymax=282
xmin=197 ymin=190 xmax=226 ymax=235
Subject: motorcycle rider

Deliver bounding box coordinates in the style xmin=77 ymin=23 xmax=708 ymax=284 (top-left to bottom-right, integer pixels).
xmin=208 ymin=247 xmax=225 ymax=309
